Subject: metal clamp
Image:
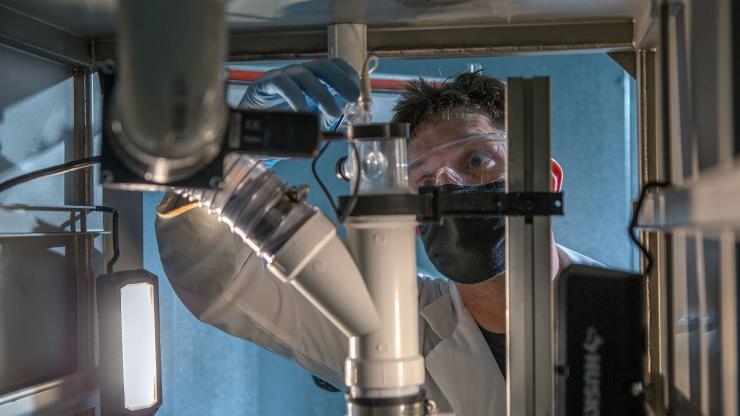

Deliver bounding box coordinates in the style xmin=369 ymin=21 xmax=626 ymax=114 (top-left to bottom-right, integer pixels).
xmin=337 ymin=190 xmax=563 ymax=220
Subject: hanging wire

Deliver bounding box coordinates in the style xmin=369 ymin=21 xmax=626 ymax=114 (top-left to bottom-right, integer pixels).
xmin=310 ymin=114 xmax=358 ymax=224
xmin=0 ymin=156 xmax=101 ymax=194
xmin=0 ymin=156 xmax=120 ymax=272
xmin=313 ymin=55 xmax=379 ymax=224
xmin=338 ymin=138 xmax=361 ymax=224
xmin=94 ymin=205 xmax=120 ymax=273
xmin=628 ymin=181 xmax=669 ymax=276
xmin=311 ymin=139 xmax=340 ymax=217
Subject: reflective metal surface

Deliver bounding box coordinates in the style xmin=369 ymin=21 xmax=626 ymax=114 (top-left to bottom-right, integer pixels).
xmin=347 ymin=398 xmax=432 ymax=416
xmin=0 ymin=0 xmax=645 ymax=38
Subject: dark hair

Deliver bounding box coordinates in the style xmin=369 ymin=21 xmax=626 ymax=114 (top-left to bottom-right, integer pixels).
xmin=391 ymin=71 xmax=506 ymax=136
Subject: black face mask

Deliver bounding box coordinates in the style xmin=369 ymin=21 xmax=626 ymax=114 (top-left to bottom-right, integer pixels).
xmin=419 ymin=179 xmax=506 ymax=285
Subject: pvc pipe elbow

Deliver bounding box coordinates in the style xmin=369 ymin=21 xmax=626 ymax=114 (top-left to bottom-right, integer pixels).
xmin=267 ymin=212 xmax=380 ymax=338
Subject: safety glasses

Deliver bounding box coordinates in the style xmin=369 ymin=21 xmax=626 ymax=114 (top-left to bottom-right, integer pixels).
xmin=408 ymin=132 xmax=507 ymax=189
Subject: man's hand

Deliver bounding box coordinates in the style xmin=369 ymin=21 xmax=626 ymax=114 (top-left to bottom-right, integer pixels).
xmin=239 ymin=58 xmax=360 ymax=130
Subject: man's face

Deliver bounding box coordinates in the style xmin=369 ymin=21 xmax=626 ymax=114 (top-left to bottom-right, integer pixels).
xmin=408 ymin=113 xmax=506 ymax=190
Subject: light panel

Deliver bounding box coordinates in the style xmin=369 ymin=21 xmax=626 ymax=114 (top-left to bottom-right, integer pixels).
xmin=120 ymin=282 xmax=158 ymax=411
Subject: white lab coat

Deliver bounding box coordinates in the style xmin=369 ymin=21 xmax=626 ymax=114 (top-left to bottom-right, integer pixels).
xmin=154 ymin=194 xmax=602 ymax=416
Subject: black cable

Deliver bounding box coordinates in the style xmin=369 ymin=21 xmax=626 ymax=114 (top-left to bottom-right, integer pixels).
xmin=94 ymin=206 xmax=120 ymax=274
xmin=0 ymin=155 xmax=120 ymax=273
xmin=310 ymin=114 xmax=356 ymax=223
xmin=338 ymin=138 xmax=361 ymax=224
xmin=0 ymin=156 xmax=101 ymax=194
xmin=628 ymin=181 xmax=668 ymax=276
xmin=311 ymin=139 xmax=341 ymax=218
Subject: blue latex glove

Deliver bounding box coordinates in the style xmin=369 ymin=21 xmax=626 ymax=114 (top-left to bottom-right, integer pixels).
xmin=239 ymin=58 xmax=360 ymax=131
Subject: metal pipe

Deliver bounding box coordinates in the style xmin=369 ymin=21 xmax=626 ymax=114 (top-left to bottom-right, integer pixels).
xmin=176 ymin=154 xmax=380 ymax=338
xmin=111 ymin=0 xmax=228 ymax=184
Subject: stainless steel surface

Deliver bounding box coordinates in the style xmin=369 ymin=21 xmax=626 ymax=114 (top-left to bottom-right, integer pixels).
xmin=0 ymin=369 xmax=99 ymax=416
xmin=0 ymin=204 xmax=106 ymax=235
xmin=110 ymin=0 xmax=227 ymax=184
xmin=347 ymin=399 xmax=427 ymax=416
xmin=100 ymin=20 xmax=636 ymax=62
xmin=719 ymin=232 xmax=738 ymax=415
xmin=505 ymin=77 xmax=553 ymax=416
xmin=0 ymin=231 xmax=108 ymax=239
xmin=363 ymin=20 xmax=633 ymax=56
xmin=0 ymin=0 xmax=646 ymax=38
xmin=637 ymin=46 xmax=671 ymax=414
xmin=328 ymin=23 xmax=366 ymax=73
xmin=0 ymin=4 xmax=91 ymax=66
xmin=69 ymin=70 xmax=96 ymax=398
xmin=637 ymin=166 xmax=740 ymax=231
xmin=0 ymin=0 xmax=643 ymax=70
xmin=690 ymin=0 xmax=735 ymax=173
xmin=0 ymin=205 xmax=105 ymax=212
xmin=1 ymin=0 xmax=640 ymax=64
xmin=635 ymin=0 xmax=659 ymax=48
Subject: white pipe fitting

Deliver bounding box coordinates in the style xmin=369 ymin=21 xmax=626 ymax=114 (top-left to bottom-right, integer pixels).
xmin=344 ymin=215 xmax=426 ymax=398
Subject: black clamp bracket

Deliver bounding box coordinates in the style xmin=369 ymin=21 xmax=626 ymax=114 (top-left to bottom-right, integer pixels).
xmin=338 ymin=189 xmax=563 ymax=221
xmin=97 ymin=69 xmax=321 ymax=190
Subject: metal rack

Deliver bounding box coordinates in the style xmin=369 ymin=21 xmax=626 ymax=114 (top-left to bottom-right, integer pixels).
xmin=0 ymin=205 xmax=109 ymax=238
xmin=0 ymin=1 xmax=702 ymax=415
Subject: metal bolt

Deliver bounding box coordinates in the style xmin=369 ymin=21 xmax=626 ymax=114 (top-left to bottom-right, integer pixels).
xmin=425 ymin=399 xmax=438 ymax=415
xmin=98 ymin=59 xmax=117 ymax=74
xmin=289 ymin=184 xmax=310 ymax=202
xmin=209 ymin=176 xmax=223 ymax=189
xmin=101 ymin=170 xmax=114 ymax=183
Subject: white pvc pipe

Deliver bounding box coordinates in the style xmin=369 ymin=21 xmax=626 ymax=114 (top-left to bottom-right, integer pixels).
xmin=344 ymin=215 xmax=425 ymax=398
xmin=268 ymin=212 xmax=380 ymax=338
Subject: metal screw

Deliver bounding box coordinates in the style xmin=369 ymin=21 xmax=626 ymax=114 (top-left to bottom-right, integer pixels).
xmin=289 ymin=184 xmax=310 ymax=202
xmin=425 ymin=399 xmax=437 ymax=415
xmin=101 ymin=170 xmax=114 ymax=184
xmin=98 ymin=59 xmax=117 ymax=74
xmin=209 ymin=176 xmax=223 ymax=189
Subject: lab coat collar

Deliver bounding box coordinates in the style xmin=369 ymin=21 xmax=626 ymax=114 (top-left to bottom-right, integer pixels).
xmin=420 ymin=281 xmax=506 ymax=416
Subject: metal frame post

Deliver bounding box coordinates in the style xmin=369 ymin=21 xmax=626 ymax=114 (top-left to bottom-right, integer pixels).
xmin=506 ymin=77 xmax=554 ymax=416
xmin=328 ymin=23 xmax=367 ymax=73
xmin=68 ymin=68 xmax=96 ymax=377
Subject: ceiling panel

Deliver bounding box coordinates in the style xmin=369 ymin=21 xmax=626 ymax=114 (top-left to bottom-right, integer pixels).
xmin=0 ymin=0 xmax=646 ymax=38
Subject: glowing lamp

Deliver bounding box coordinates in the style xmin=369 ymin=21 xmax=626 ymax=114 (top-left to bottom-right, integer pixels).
xmin=97 ymin=269 xmax=162 ymax=415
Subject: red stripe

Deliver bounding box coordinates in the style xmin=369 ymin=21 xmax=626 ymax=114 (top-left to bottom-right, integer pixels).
xmin=227 ymin=69 xmax=264 ymax=82
xmin=227 ymin=69 xmax=409 ymax=91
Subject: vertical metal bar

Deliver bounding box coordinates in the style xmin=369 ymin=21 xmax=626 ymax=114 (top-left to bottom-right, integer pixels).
xmin=654 ymin=3 xmax=677 ymax=413
xmin=719 ymin=232 xmax=738 ymax=415
xmin=327 ymin=23 xmax=367 ymax=74
xmin=695 ymin=232 xmax=710 ymax=415
xmin=671 ymin=2 xmax=694 ymax=182
xmin=506 ymin=77 xmax=553 ymax=416
xmin=69 ymin=68 xmax=95 ymax=369
xmin=637 ymin=15 xmax=672 ymax=415
xmin=68 ymin=68 xmax=98 ymax=416
xmin=530 ymin=77 xmax=553 ymax=415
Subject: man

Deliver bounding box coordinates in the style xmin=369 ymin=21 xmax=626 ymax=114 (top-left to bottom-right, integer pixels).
xmin=155 ymin=58 xmax=600 ymax=415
